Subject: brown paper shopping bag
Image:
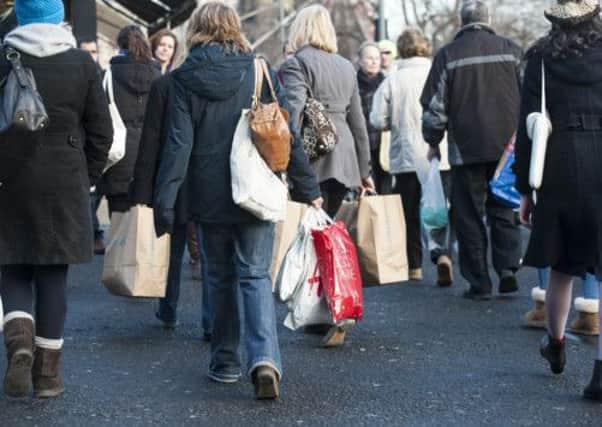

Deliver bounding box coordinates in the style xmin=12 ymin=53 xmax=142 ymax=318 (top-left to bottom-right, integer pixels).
xmin=337 ymin=195 xmax=408 ymax=285
xmin=271 ymin=201 xmax=308 ymax=288
xmin=102 ymin=205 xmax=170 ymax=298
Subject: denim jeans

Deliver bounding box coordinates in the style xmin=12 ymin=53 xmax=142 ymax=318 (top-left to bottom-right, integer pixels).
xmin=200 ymin=221 xmax=281 ymax=381
xmin=536 ymin=268 xmax=599 ymax=299
xmin=158 ymin=223 xmax=212 ymax=335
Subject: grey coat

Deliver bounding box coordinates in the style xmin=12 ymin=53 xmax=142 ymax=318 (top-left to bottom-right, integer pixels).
xmin=280 ymin=46 xmax=371 ymax=189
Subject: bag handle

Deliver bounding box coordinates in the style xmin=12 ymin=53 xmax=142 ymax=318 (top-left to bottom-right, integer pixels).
xmin=102 ymin=67 xmax=116 ymax=105
xmin=540 ymin=60 xmax=546 ymax=114
xmin=3 ymin=45 xmax=32 ymax=88
xmin=253 ymin=57 xmax=279 ymax=108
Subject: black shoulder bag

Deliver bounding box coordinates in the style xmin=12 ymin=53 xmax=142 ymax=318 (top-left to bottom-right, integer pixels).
xmin=0 ymin=44 xmax=49 ymax=135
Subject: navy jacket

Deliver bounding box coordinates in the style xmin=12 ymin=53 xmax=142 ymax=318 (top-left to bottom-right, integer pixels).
xmin=153 ymin=44 xmax=320 ymax=232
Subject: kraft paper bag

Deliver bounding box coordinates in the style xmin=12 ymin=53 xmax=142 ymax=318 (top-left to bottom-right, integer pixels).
xmin=271 ymin=201 xmax=308 ymax=290
xmin=336 ymin=195 xmax=408 ymax=285
xmin=102 ymin=205 xmax=170 ymax=298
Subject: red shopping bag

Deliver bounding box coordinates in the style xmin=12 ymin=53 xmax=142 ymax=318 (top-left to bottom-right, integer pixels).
xmin=312 ymin=221 xmax=363 ymax=323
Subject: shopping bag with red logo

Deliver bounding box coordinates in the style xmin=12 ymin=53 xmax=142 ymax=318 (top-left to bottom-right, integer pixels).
xmin=311 ymin=212 xmax=363 ymax=323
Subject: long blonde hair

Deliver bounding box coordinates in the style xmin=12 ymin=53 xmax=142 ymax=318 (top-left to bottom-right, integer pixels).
xmin=286 ymin=5 xmax=338 ymax=54
xmin=186 ymin=1 xmax=251 ymax=53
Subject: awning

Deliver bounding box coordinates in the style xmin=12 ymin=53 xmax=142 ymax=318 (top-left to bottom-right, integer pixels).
xmin=103 ymin=0 xmax=197 ymax=34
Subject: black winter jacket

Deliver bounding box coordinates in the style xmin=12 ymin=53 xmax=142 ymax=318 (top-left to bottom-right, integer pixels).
xmin=357 ymin=69 xmax=385 ymax=151
xmin=420 ymin=24 xmax=522 ymax=166
xmin=0 ymin=47 xmax=113 ymax=264
xmin=102 ymin=55 xmax=160 ymax=201
xmin=153 ymin=44 xmax=320 ymax=231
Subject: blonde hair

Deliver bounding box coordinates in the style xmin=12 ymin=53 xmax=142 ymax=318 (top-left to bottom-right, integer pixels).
xmin=397 ymin=28 xmax=432 ymax=59
xmin=186 ymin=1 xmax=251 ymax=53
xmin=286 ymin=5 xmax=338 ymax=54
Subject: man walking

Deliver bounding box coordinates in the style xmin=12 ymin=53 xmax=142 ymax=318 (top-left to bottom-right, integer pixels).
xmin=421 ymin=1 xmax=522 ymax=300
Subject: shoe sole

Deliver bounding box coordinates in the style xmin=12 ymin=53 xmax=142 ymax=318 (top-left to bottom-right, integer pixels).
xmin=320 ymin=320 xmax=355 ymax=348
xmin=35 ymin=386 xmax=65 ymax=399
xmin=255 ymin=372 xmax=279 ymax=400
xmin=207 ymin=373 xmax=241 ymax=384
xmin=437 ymin=263 xmax=453 ymax=287
xmin=567 ymin=327 xmax=599 ymax=337
xmin=522 ymin=320 xmax=546 ymax=329
xmin=4 ymin=350 xmax=33 ymax=398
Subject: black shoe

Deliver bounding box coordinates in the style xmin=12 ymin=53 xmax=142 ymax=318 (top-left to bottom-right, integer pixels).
xmin=499 ymin=274 xmax=519 ymax=294
xmin=303 ymin=324 xmax=332 ymax=335
xmin=540 ymin=334 xmax=566 ymax=375
xmin=202 ymin=332 xmax=212 ymax=342
xmin=155 ymin=311 xmax=178 ymax=329
xmin=584 ymin=360 xmax=602 ymax=402
xmin=462 ymin=288 xmax=492 ymax=301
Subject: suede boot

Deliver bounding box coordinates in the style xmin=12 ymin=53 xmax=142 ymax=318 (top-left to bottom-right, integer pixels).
xmin=3 ymin=317 xmax=35 ymax=398
xmin=568 ymin=298 xmax=599 ymax=336
xmin=252 ymin=366 xmax=280 ymax=400
xmin=33 ymin=347 xmax=65 ymax=398
xmin=584 ymin=360 xmax=602 ymax=402
xmin=523 ymin=287 xmax=546 ymax=329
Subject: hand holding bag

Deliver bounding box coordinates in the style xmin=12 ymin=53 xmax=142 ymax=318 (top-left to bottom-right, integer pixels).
xmin=0 ymin=45 xmax=49 ymax=135
xmin=102 ymin=67 xmax=127 ymax=172
xmin=527 ymin=61 xmax=552 ymax=190
xmin=490 ymin=134 xmax=521 ymax=209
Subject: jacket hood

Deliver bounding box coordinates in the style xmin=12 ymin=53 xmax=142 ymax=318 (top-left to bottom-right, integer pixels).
xmin=174 ymin=44 xmax=253 ymax=101
xmin=3 ymin=23 xmax=76 ymax=57
xmin=545 ymin=46 xmax=602 ymax=86
xmin=110 ymin=55 xmax=160 ymax=94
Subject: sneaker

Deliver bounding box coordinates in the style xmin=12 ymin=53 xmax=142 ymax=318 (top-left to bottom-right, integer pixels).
xmin=252 ymin=366 xmax=279 ymax=400
xmin=436 ymin=256 xmax=453 ymax=287
xmin=155 ymin=311 xmax=178 ymax=329
xmin=540 ymin=334 xmax=566 ymax=375
xmin=94 ymin=238 xmax=106 ymax=255
xmin=207 ymin=371 xmax=241 ymax=384
xmin=320 ymin=319 xmax=356 ymax=348
xmin=499 ymin=273 xmax=519 ymax=294
xmin=409 ymin=268 xmax=423 ymax=281
xmin=462 ymin=288 xmax=492 ymax=301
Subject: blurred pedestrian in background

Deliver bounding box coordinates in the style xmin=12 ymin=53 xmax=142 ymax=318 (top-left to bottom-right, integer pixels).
xmin=377 ymin=39 xmax=397 ymax=76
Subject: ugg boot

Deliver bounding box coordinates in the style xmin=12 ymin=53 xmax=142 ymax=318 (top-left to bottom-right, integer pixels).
xmin=569 ymin=298 xmax=599 ymax=336
xmin=3 ymin=314 xmax=35 ymax=398
xmin=584 ymin=360 xmax=602 ymax=402
xmin=523 ymin=287 xmax=546 ymax=329
xmin=33 ymin=346 xmax=65 ymax=398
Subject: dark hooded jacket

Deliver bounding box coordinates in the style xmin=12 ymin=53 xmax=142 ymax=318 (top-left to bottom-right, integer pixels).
xmin=102 ymin=55 xmax=161 ymax=202
xmin=153 ymin=44 xmax=320 ymax=232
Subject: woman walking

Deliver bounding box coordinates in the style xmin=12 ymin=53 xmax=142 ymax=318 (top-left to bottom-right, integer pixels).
xmin=152 ymin=2 xmax=321 ymax=400
xmin=515 ymin=0 xmax=602 ymax=401
xmin=0 ymin=0 xmax=112 ymax=398
xmin=103 ymin=25 xmax=160 ymax=214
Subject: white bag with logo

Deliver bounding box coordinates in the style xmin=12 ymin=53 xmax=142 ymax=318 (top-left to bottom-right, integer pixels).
xmin=527 ymin=61 xmax=553 ymax=190
xmin=102 ymin=68 xmax=127 ymax=172
xmin=230 ymin=108 xmax=288 ymax=222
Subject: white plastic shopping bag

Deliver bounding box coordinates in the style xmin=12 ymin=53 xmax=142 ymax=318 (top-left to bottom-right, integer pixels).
xmin=420 ymin=159 xmax=448 ymax=230
xmin=230 ymin=109 xmax=288 ymax=222
xmin=102 ymin=68 xmax=127 ymax=172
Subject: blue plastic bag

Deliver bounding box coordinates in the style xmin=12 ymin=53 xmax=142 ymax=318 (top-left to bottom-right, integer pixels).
xmin=490 ymin=135 xmax=521 ymax=209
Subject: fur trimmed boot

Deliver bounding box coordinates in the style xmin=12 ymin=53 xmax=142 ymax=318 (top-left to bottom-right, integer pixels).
xmin=568 ymin=298 xmax=599 ymax=336
xmin=33 ymin=345 xmax=65 ymax=398
xmin=3 ymin=314 xmax=35 ymax=398
xmin=523 ymin=287 xmax=546 ymax=329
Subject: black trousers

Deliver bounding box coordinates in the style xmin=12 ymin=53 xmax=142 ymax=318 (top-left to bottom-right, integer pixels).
xmin=320 ymin=179 xmax=348 ymax=218
xmin=451 ymin=162 xmax=522 ymax=292
xmin=1 ymin=264 xmax=69 ymax=339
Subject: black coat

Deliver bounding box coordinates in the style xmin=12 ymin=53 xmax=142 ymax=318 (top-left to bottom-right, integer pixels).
xmin=153 ymin=44 xmax=320 ymax=232
xmin=357 ymin=69 xmax=384 ymax=151
xmin=0 ymin=48 xmax=113 ymax=265
xmin=102 ymin=55 xmax=160 ymax=202
xmin=421 ymin=24 xmax=522 ymax=165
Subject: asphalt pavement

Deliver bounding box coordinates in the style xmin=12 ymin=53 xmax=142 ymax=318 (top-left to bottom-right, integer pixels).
xmin=1 ymin=247 xmax=602 ymax=426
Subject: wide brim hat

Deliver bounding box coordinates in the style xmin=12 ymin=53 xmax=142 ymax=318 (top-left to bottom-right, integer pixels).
xmin=545 ymin=0 xmax=601 ymax=26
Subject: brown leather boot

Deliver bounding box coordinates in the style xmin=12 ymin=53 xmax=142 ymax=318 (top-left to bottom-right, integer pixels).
xmin=3 ymin=316 xmax=35 ymax=398
xmin=523 ymin=287 xmax=546 ymax=329
xmin=33 ymin=347 xmax=65 ymax=398
xmin=568 ymin=298 xmax=599 ymax=336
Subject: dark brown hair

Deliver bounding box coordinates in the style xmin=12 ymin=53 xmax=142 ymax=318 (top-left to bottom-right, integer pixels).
xmin=186 ymin=2 xmax=251 ymax=53
xmin=533 ymin=16 xmax=602 ymax=59
xmin=150 ymin=29 xmax=178 ymax=66
xmin=117 ymin=25 xmax=152 ymax=61
xmin=397 ymin=29 xmax=431 ymax=59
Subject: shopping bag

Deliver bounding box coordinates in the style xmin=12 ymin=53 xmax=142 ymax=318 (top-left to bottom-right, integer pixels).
xmin=102 ymin=68 xmax=127 ymax=172
xmin=312 ymin=214 xmax=363 ymax=323
xmin=379 ymin=131 xmax=391 ymax=172
xmin=490 ymin=134 xmax=521 ymax=209
xmin=420 ymin=159 xmax=449 ymax=230
xmin=102 ymin=205 xmax=170 ymax=298
xmin=231 ymin=109 xmax=288 ymax=222
xmin=337 ymin=195 xmax=408 ymax=285
xmin=270 ymin=201 xmax=308 ymax=288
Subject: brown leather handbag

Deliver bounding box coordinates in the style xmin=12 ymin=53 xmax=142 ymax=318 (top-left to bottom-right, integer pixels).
xmin=249 ymin=58 xmax=291 ymax=173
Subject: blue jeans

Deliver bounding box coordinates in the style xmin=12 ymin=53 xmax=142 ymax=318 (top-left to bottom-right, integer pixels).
xmin=537 ymin=268 xmax=599 ymax=299
xmin=158 ymin=223 xmax=212 ymax=335
xmin=201 ymin=221 xmax=281 ymax=381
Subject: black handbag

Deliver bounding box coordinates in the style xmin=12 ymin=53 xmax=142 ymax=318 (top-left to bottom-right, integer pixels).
xmin=0 ymin=44 xmax=49 ymax=135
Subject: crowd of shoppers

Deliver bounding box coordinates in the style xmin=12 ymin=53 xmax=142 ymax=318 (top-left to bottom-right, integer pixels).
xmin=1 ymin=0 xmax=601 ymax=405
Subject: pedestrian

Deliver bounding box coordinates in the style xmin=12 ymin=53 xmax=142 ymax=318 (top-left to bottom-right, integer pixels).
xmin=514 ymin=0 xmax=602 ymax=401
xmin=371 ymin=28 xmax=453 ymax=285
xmin=421 ymin=1 xmax=523 ymax=300
xmin=150 ymin=29 xmax=178 ymax=74
xmin=79 ymin=37 xmax=107 ymax=255
xmin=523 ymin=269 xmax=599 ymax=336
xmin=377 ymin=39 xmax=397 ymax=76
xmin=0 ymin=0 xmax=113 ymax=398
xmin=102 ymin=25 xmax=161 ymax=215
xmin=279 ymin=4 xmax=374 ymax=347
xmin=357 ymin=41 xmax=386 ymax=194
xmin=152 ymin=2 xmax=322 ymax=400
